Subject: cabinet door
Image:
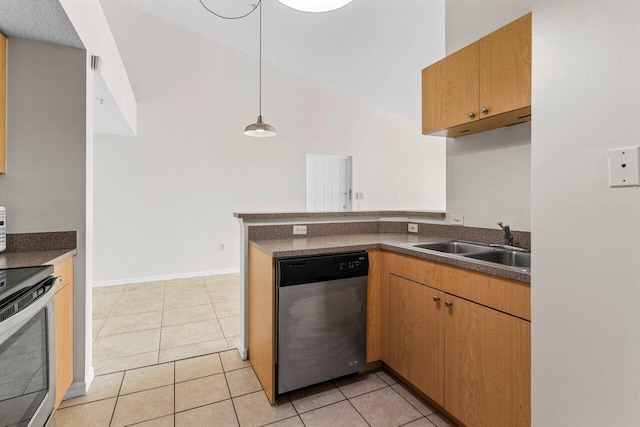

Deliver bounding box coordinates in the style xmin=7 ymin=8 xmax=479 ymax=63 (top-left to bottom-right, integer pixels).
xmin=1 ymin=33 xmax=6 ymax=173
xmin=444 ymin=295 xmax=530 ymax=427
xmin=389 ymin=275 xmax=445 ymax=405
xmin=479 ymin=13 xmax=532 ymax=118
xmin=54 ymin=282 xmax=74 ymax=407
xmin=248 ymin=245 xmax=276 ymax=405
xmin=366 ymin=250 xmax=382 ymax=363
xmin=422 ymin=43 xmax=479 ymax=134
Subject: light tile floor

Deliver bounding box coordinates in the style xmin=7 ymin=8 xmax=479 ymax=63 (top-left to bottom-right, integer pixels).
xmin=57 ymin=274 xmax=457 ymax=426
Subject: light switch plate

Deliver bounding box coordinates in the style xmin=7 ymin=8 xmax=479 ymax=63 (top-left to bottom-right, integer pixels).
xmin=450 ymin=215 xmax=464 ymax=226
xmin=408 ymin=223 xmax=419 ymax=233
xmin=293 ymin=225 xmax=307 ymax=235
xmin=608 ymin=146 xmax=640 ymax=187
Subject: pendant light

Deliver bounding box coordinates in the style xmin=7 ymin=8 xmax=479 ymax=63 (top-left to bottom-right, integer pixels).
xmin=244 ymin=1 xmax=277 ymax=137
xmin=278 ymin=0 xmax=353 ymax=13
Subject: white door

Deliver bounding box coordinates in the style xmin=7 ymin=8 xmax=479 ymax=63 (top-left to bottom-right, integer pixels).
xmin=306 ymin=154 xmax=352 ymax=212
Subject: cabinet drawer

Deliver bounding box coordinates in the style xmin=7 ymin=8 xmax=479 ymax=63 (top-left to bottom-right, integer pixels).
xmin=386 ymin=252 xmax=442 ymax=290
xmin=440 ymin=263 xmax=530 ymax=320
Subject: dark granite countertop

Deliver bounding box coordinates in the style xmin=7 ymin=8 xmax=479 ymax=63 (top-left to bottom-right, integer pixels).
xmin=250 ymin=233 xmax=530 ymax=283
xmin=235 ymin=210 xmax=446 ymax=220
xmin=0 ymin=249 xmax=77 ymax=269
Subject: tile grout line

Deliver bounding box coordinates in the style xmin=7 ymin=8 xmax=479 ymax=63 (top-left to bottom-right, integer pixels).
xmin=108 ymin=367 xmax=126 ymax=427
xmin=388 ymin=380 xmax=439 ymax=419
xmin=159 ymin=282 xmax=167 ymax=356
xmin=223 ymin=365 xmax=242 ymax=426
xmin=339 ymin=380 xmax=396 ymax=425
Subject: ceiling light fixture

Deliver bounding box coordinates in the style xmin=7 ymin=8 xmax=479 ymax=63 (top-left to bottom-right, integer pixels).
xmin=278 ymin=0 xmax=353 ymax=13
xmin=244 ymin=1 xmax=276 ymax=137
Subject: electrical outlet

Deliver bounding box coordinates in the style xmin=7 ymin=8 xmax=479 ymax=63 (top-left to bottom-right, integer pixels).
xmin=450 ymin=215 xmax=464 ymax=226
xmin=219 ymin=243 xmax=225 ymax=250
xmin=408 ymin=223 xmax=419 ymax=233
xmin=608 ymin=146 xmax=640 ymax=187
xmin=293 ymin=225 xmax=307 ymax=235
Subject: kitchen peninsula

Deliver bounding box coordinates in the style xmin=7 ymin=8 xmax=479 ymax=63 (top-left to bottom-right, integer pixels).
xmin=235 ymin=211 xmax=531 ymax=426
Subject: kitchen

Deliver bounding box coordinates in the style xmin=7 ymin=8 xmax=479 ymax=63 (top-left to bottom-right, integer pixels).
xmin=0 ymin=0 xmax=639 ymax=426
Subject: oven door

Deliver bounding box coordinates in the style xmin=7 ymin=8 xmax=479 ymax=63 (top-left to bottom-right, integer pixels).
xmin=0 ymin=277 xmax=58 ymax=427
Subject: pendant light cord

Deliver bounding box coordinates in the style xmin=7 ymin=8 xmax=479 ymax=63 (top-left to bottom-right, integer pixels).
xmin=199 ymin=0 xmax=264 ymax=116
xmin=198 ymin=0 xmax=261 ymax=20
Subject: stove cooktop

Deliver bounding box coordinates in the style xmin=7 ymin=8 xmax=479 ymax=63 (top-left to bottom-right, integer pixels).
xmin=0 ymin=266 xmax=54 ymax=303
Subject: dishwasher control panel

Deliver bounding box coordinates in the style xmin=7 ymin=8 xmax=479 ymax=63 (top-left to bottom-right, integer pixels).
xmin=277 ymin=252 xmax=369 ymax=287
xmin=337 ymin=255 xmax=367 ymax=271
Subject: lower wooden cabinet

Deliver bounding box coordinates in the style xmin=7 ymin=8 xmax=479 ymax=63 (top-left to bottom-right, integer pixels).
xmin=444 ymin=295 xmax=531 ymax=427
xmin=382 ymin=252 xmax=531 ymax=427
xmin=245 ymin=245 xmax=530 ymax=424
xmin=388 ymin=275 xmax=445 ymax=405
xmin=53 ymin=257 xmax=74 ymax=408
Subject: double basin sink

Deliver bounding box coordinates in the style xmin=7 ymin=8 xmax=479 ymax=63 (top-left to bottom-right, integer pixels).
xmin=410 ymin=241 xmax=530 ymax=271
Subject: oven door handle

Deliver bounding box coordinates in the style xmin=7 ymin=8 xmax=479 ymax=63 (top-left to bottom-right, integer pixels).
xmin=0 ymin=277 xmax=59 ymax=341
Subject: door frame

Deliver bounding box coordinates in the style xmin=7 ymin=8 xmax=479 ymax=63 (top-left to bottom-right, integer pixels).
xmin=306 ymin=153 xmax=353 ymax=212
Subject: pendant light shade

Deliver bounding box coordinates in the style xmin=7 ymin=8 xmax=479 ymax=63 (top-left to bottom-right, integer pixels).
xmin=278 ymin=0 xmax=353 ymax=13
xmin=244 ymin=115 xmax=277 ymax=137
xmin=245 ymin=1 xmax=276 ymax=137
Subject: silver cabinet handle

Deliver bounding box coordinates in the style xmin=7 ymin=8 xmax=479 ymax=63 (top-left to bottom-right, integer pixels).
xmin=481 ymin=107 xmax=489 ymax=114
xmin=433 ymin=296 xmax=441 ymax=302
xmin=468 ymin=112 xmax=475 ymax=118
xmin=445 ymin=301 xmax=453 ymax=308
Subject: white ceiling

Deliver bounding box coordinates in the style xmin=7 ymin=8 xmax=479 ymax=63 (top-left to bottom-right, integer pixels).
xmin=111 ymin=0 xmax=445 ymax=124
xmin=0 ymin=0 xmax=83 ymax=49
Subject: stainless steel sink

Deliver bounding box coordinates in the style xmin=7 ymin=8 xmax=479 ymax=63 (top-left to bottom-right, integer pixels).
xmin=464 ymin=250 xmax=531 ymax=269
xmin=412 ymin=241 xmax=489 ymax=254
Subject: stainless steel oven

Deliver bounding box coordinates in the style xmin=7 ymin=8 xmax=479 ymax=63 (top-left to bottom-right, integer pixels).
xmin=0 ymin=266 xmax=58 ymax=427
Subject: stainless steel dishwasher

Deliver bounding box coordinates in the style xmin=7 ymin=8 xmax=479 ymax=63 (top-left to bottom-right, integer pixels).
xmin=277 ymin=251 xmax=368 ymax=395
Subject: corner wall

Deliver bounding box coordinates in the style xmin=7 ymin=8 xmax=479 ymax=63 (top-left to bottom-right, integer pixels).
xmin=93 ymin=1 xmax=446 ymax=284
xmin=0 ymin=38 xmax=92 ymax=390
xmin=444 ymin=0 xmax=532 ymax=231
xmin=531 ymin=0 xmax=640 ymax=424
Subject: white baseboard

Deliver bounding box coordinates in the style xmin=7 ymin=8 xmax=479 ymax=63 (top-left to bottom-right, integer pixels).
xmin=92 ymin=268 xmax=239 ymax=287
xmin=64 ymin=368 xmax=94 ymax=399
xmin=236 ymin=339 xmax=248 ymax=360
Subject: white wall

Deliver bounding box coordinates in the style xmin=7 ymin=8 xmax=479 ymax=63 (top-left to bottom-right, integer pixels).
xmin=531 ymin=0 xmax=640 ymax=424
xmin=93 ymin=0 xmax=446 ymax=284
xmin=0 ymin=38 xmax=92 ymax=389
xmin=444 ymin=0 xmax=532 ymax=231
xmin=59 ymin=0 xmax=137 ymax=136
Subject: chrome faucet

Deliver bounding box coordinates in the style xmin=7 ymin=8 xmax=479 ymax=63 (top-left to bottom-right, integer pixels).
xmin=497 ymin=222 xmax=514 ymax=246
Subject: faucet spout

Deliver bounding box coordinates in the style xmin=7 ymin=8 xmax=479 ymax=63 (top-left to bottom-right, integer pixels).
xmin=497 ymin=222 xmax=514 ymax=246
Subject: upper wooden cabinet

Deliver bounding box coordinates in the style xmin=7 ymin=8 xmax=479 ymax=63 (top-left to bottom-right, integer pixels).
xmin=422 ymin=13 xmax=532 ymax=138
xmin=422 ymin=43 xmax=480 ymax=133
xmin=1 ymin=33 xmax=6 ymax=173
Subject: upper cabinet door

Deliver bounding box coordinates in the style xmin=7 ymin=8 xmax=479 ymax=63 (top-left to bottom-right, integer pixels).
xmin=1 ymin=33 xmax=6 ymax=174
xmin=479 ymin=13 xmax=532 ymax=118
xmin=422 ymin=43 xmax=480 ymax=134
